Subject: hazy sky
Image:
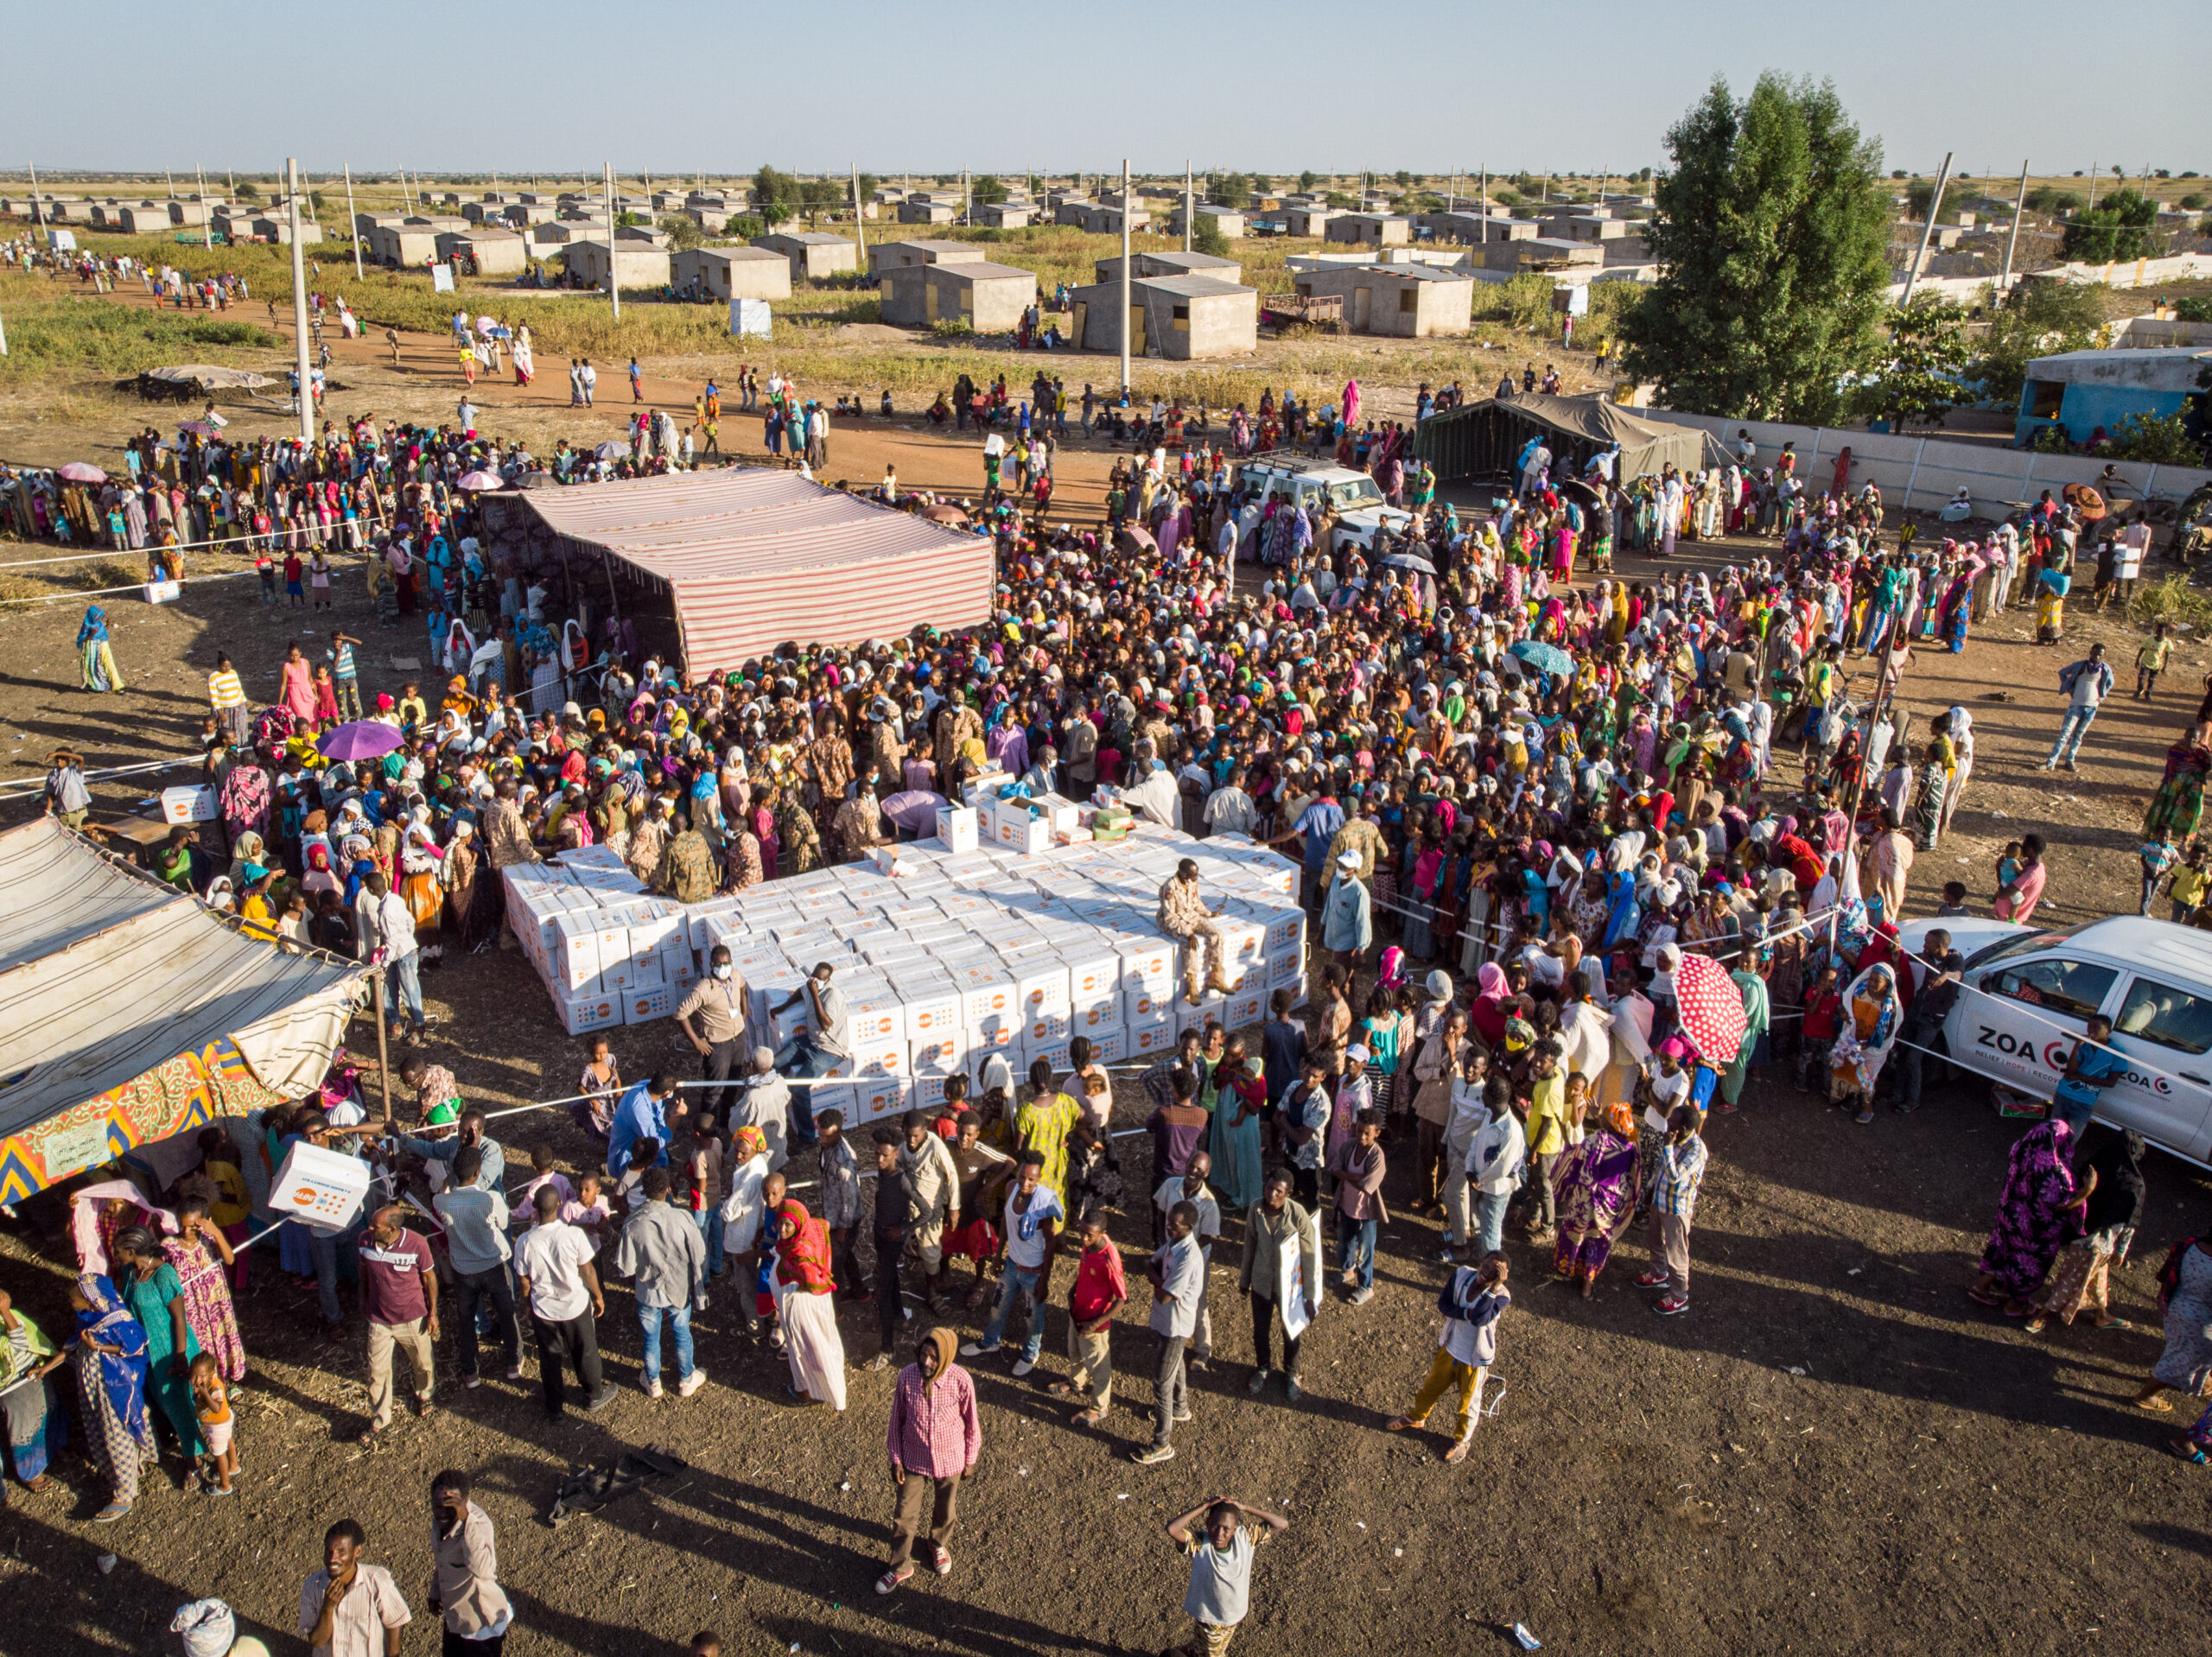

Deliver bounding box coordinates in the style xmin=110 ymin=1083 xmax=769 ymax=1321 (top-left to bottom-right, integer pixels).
xmin=7 ymin=0 xmax=2206 ymax=181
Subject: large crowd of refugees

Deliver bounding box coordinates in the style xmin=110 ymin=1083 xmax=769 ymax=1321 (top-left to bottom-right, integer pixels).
xmin=10 ymin=348 xmax=2212 ymax=1655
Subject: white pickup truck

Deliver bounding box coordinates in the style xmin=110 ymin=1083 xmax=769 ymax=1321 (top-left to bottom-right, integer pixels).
xmin=1234 ymin=457 xmax=1413 ymax=556
xmin=1897 ymin=914 xmax=2212 ymax=1166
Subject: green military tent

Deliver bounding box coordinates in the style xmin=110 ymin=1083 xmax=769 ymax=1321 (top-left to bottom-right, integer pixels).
xmin=1413 ymin=393 xmax=1728 ymax=488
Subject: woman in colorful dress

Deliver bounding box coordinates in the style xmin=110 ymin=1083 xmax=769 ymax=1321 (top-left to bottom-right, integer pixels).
xmin=111 ymin=1227 xmax=204 ymax=1461
xmin=1968 ymin=1120 xmax=2081 ymax=1317
xmin=0 ymin=1287 xmax=67 ymax=1501
xmin=1827 ymin=962 xmax=1902 ymax=1126
xmin=2030 ymin=1130 xmax=2143 ymax=1336
xmin=772 ymin=1200 xmax=846 ymax=1412
xmin=70 ymin=1274 xmax=157 ymax=1523
xmin=161 ymin=1198 xmax=247 ymax=1383
xmin=1550 ymin=1092 xmax=1640 ymax=1298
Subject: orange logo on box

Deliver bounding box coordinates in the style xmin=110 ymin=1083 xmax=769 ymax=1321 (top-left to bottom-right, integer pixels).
xmin=290 ymin=1190 xmax=315 ymax=1206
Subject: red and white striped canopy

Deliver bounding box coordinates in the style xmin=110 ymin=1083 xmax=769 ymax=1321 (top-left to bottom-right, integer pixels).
xmin=519 ymin=469 xmax=995 ymax=672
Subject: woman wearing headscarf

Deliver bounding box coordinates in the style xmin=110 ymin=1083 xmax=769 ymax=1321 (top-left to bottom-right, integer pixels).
xmin=77 ymin=605 xmax=126 ymax=693
xmin=0 ymin=1286 xmax=68 ymax=1500
xmin=1938 ymin=707 xmax=1975 ymax=839
xmin=1968 ymin=1120 xmax=2081 ymax=1316
xmin=71 ymin=1274 xmax=157 ymax=1523
xmin=2029 ymin=1130 xmax=2143 ymax=1334
xmin=111 ymin=1226 xmax=205 ymax=1461
xmin=773 ymin=1200 xmax=846 ymax=1412
xmin=1827 ymin=962 xmax=1901 ymax=1125
xmin=1211 ymin=1057 xmax=1268 ymax=1213
xmin=1550 ymin=1095 xmax=1640 ymax=1298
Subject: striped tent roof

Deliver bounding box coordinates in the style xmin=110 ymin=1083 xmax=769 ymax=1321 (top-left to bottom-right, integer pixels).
xmin=516 ymin=469 xmax=995 ymax=670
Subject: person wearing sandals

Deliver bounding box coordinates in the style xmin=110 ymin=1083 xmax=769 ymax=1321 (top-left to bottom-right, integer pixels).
xmin=877 ymin=1328 xmax=978 ymax=1596
xmin=68 ymin=1274 xmax=156 ymax=1525
xmin=1967 ymin=1120 xmax=2080 ymax=1318
xmin=2030 ymin=1131 xmax=2145 ymax=1336
xmin=2133 ymin=1234 xmax=2212 ymax=1433
xmin=1386 ymin=1254 xmax=1510 ymax=1463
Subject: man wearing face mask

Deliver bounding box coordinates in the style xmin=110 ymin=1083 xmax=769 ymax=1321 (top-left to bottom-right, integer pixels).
xmin=677 ymin=944 xmax=750 ymax=1118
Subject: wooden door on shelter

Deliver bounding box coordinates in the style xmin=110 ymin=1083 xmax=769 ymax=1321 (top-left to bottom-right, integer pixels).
xmin=1351 ymin=286 xmax=1372 ymax=331
xmin=1128 ymin=305 xmax=1147 ymax=354
xmin=1071 ymin=300 xmax=1088 ymax=347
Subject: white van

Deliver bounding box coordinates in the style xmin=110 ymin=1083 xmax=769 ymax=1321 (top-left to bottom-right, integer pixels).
xmin=1899 ymin=915 xmax=2212 ymax=1165
xmin=1233 ymin=457 xmax=1413 ymax=556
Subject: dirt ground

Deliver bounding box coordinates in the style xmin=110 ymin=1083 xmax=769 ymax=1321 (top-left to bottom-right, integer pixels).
xmin=5 ymin=388 xmax=2212 ymax=1654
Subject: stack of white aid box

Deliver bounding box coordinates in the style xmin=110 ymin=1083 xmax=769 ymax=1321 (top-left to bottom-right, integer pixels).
xmin=518 ymin=815 xmax=1306 ymax=1125
xmin=501 ymin=846 xmax=694 ymax=1035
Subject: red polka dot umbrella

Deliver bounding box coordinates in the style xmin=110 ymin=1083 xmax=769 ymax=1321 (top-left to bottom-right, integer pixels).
xmin=1674 ymin=950 xmax=1746 ymax=1067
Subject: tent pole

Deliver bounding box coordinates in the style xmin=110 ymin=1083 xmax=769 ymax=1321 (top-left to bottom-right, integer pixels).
xmin=287 ymin=157 xmax=314 ymax=448
xmin=372 ymin=972 xmax=392 ymax=1120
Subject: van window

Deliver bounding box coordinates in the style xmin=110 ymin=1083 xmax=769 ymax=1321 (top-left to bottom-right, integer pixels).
xmin=2114 ymin=977 xmax=2212 ymax=1055
xmin=1988 ymin=957 xmax=2116 ymax=1020
xmin=1965 ymin=924 xmax=2090 ymax=972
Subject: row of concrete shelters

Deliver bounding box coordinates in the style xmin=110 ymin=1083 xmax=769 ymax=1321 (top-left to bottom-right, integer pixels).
xmin=880 ymin=260 xmax=1036 ymax=332
xmin=1289 ymin=263 xmax=1475 ymax=337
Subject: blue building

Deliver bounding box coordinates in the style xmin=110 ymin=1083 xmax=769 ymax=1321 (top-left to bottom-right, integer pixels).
xmin=2016 ymin=346 xmax=2212 ymax=447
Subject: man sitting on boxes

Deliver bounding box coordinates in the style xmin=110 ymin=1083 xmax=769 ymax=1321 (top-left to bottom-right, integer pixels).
xmin=1158 ymin=859 xmax=1240 ymax=1007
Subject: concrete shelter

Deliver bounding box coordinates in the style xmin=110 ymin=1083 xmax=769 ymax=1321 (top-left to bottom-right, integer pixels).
xmin=898 ymin=200 xmax=957 ymax=225
xmin=562 ymin=242 xmax=672 ymax=291
xmin=1095 ymin=251 xmax=1243 ymax=285
xmin=973 ymin=203 xmax=1033 ymax=228
xmin=672 ymin=245 xmax=792 ymax=301
xmin=440 ymin=229 xmax=528 ymax=276
xmin=1168 ymin=204 xmax=1246 ymax=238
xmin=753 ymin=232 xmax=859 ymax=280
xmin=1325 ymin=214 xmax=1413 ymax=248
xmin=1291 ymin=263 xmax=1474 ymax=337
xmin=868 ymin=239 xmax=985 ymax=276
xmin=880 ymin=259 xmax=1035 ymax=331
xmin=1068 ymin=275 xmax=1257 ymax=359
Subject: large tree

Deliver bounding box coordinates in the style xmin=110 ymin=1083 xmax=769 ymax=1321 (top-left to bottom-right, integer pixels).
xmin=1618 ymin=73 xmax=1892 ymax=423
xmin=2060 ymin=188 xmax=2160 ymax=262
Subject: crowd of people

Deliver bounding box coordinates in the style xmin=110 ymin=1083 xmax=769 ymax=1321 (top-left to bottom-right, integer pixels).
xmin=10 ymin=347 xmax=2212 ymax=1652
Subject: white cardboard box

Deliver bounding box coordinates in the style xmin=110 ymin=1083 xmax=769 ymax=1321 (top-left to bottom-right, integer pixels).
xmin=160 ymin=784 xmax=219 ymax=825
xmin=1022 ymin=1008 xmax=1071 ymax=1046
xmin=934 ymin=805 xmax=980 ymax=854
xmin=1068 ymin=999 xmax=1122 ymax=1040
xmin=550 ymin=912 xmax=604 ymax=994
xmin=1128 ymin=1013 xmax=1179 ymax=1056
xmin=1176 ymin=994 xmax=1227 ymax=1036
xmin=850 ymin=1039 xmax=908 ymax=1078
xmin=557 ymin=987 xmax=623 ymax=1036
xmin=1123 ymin=985 xmax=1176 ymax=1025
xmin=624 ymin=985 xmax=674 ymax=1024
xmin=1223 ymin=988 xmax=1267 ymax=1031
xmin=909 ymin=1032 xmax=968 ymax=1074
xmin=852 ymin=1074 xmax=913 ymax=1124
xmin=1014 ymin=962 xmax=1072 ymax=1015
xmin=1084 ymin=1028 xmax=1128 ymax=1064
xmin=969 ymin=1014 xmax=1018 ymax=1053
xmin=270 ymin=1141 xmax=374 ymax=1230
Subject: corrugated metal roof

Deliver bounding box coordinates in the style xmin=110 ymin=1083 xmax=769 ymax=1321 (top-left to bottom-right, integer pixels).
xmin=518 ymin=469 xmax=996 ymax=670
xmin=0 ymin=818 xmax=369 ymax=1142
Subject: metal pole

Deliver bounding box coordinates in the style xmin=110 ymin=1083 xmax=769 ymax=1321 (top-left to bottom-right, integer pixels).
xmin=372 ymin=972 xmax=392 ymax=1120
xmin=343 ymin=162 xmax=362 ymax=279
xmin=286 ymin=158 xmax=314 ymax=447
xmin=1118 ymin=157 xmax=1131 ymax=392
xmin=196 ymin=164 xmax=212 ymax=249
xmin=851 ymin=162 xmax=866 ymax=257
xmin=2087 ymin=162 xmax=2096 ymax=212
xmin=2000 ymin=159 xmax=2028 ymax=292
xmin=603 ymin=161 xmax=620 ymax=321
xmin=1184 ymin=159 xmax=1192 ymax=252
xmin=1899 ymin=150 xmax=1952 ymax=308
xmin=1479 ymin=166 xmax=1487 ymax=243
xmin=27 ymin=159 xmax=41 ymax=238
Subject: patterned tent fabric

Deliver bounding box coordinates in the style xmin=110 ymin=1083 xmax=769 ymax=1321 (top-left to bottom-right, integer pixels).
xmin=0 ymin=818 xmax=369 ymax=1199
xmin=1673 ymin=950 xmax=1747 ymax=1067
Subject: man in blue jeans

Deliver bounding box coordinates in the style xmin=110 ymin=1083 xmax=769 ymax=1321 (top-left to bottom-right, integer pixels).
xmin=2042 ymin=642 xmax=2113 ymax=772
xmin=961 ymin=1152 xmax=1064 ymax=1378
xmin=772 ymin=962 xmax=853 ymax=1149
xmin=1327 ymin=1109 xmax=1388 ymax=1305
xmin=614 ymin=1167 xmax=709 ymax=1399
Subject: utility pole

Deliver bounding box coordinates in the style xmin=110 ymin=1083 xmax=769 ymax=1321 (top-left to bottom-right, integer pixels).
xmin=166 ymin=167 xmax=174 ymax=197
xmin=285 ymin=158 xmax=313 ymax=447
xmin=2001 ymin=158 xmax=2029 ymax=292
xmin=1900 ymin=150 xmax=1953 ymax=306
xmin=28 ymin=159 xmax=41 ymax=238
xmin=603 ymin=161 xmax=620 ymax=321
xmin=1184 ymin=159 xmax=1192 ymax=252
xmin=195 ymin=164 xmax=211 ymax=249
xmin=850 ymin=163 xmax=867 ymax=258
xmin=1479 ymin=165 xmax=1488 ymax=243
xmin=962 ymin=166 xmax=969 ymax=225
xmin=343 ymin=162 xmax=362 ymax=279
xmin=1118 ymin=157 xmax=1131 ymax=393
xmin=2087 ymin=162 xmax=2097 ymax=212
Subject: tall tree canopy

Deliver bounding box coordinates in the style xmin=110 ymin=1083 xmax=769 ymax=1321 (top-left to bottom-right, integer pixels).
xmin=1618 ymin=73 xmax=1892 ymax=424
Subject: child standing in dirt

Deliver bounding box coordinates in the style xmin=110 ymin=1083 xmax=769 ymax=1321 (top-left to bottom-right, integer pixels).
xmin=192 ymin=1352 xmax=237 ymax=1495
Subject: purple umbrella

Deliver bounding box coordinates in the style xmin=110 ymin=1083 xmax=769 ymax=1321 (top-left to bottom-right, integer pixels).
xmin=316 ymin=721 xmax=404 ymax=762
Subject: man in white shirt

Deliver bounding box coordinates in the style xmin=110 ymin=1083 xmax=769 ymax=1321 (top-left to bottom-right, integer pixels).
xmin=514 ymin=1185 xmax=615 ymax=1419
xmin=1463 ymin=1101 xmax=1525 ymax=1258
xmin=1153 ymin=1153 xmax=1221 ymax=1366
xmin=355 ymin=872 xmax=427 ymax=1043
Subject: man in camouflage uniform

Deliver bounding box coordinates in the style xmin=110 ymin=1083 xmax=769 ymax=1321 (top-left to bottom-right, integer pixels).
xmin=658 ymin=821 xmax=720 ymax=905
xmin=830 ymin=782 xmax=887 ymax=864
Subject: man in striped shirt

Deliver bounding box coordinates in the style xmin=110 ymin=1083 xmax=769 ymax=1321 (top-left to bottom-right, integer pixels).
xmin=207 ymin=653 xmax=250 ymax=746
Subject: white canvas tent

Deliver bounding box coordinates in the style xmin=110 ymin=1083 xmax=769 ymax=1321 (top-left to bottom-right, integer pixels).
xmin=0 ymin=818 xmax=370 ymax=1199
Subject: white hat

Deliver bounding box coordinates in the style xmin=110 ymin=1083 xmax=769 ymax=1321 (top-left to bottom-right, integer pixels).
xmin=1345 ymin=1044 xmax=1371 ymax=1063
xmin=1426 ymin=970 xmax=1453 ymax=1000
xmin=1337 ymin=849 xmax=1362 ymax=868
